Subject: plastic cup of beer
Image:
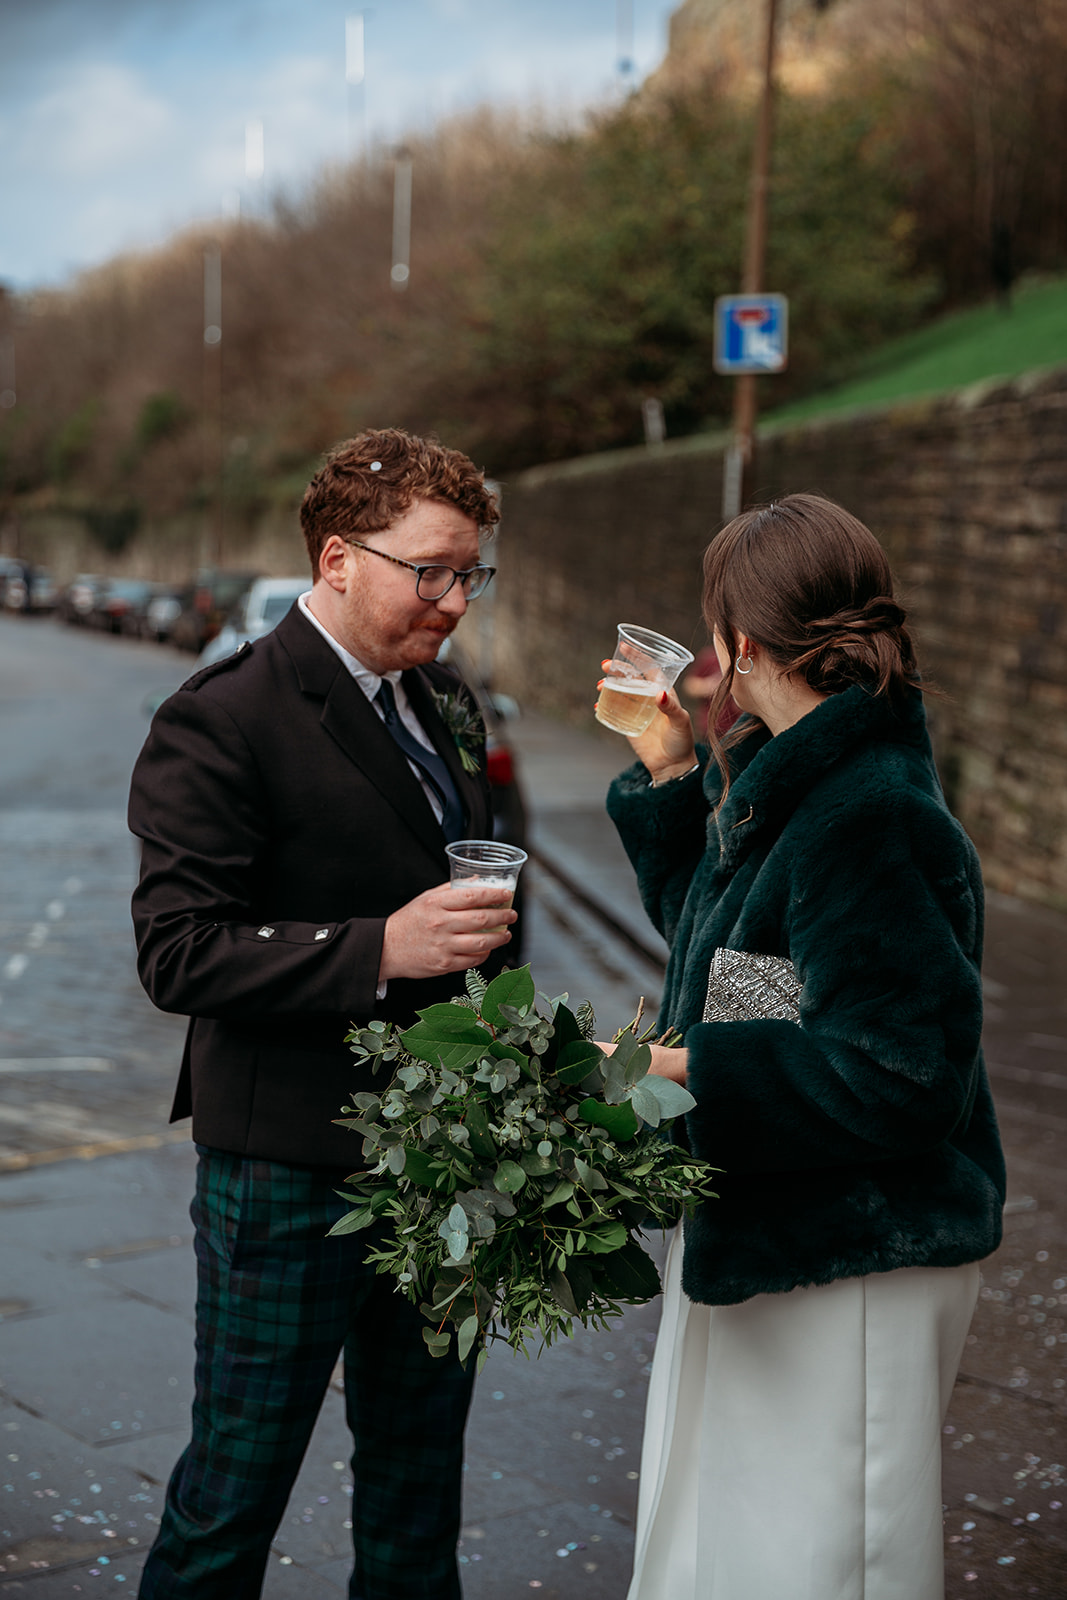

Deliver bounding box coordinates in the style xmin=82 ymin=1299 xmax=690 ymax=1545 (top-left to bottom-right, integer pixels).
xmin=595 ymin=624 xmax=695 ymax=737
xmin=445 ymin=840 xmax=527 ymax=931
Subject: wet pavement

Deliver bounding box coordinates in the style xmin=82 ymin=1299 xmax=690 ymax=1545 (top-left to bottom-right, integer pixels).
xmin=1 ymin=615 xmax=1065 ymax=1597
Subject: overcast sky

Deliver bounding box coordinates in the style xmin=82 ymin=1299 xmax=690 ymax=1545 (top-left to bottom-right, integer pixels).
xmin=0 ymin=0 xmax=671 ymax=291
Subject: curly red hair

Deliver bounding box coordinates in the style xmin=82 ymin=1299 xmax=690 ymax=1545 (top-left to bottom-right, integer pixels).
xmin=300 ymin=428 xmax=500 ymax=577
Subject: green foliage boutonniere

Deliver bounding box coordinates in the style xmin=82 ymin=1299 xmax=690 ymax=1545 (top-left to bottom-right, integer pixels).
xmin=431 ymin=689 xmax=482 ymax=775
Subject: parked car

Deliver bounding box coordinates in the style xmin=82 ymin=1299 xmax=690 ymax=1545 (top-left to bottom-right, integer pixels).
xmin=59 ymin=574 xmax=105 ymax=625
xmin=0 ymin=556 xmax=24 ymax=607
xmin=194 ymin=577 xmax=309 ymax=668
xmin=142 ymin=585 xmax=184 ymax=644
xmin=92 ymin=577 xmax=157 ymax=635
xmin=3 ymin=563 xmax=58 ymax=615
xmin=170 ymin=570 xmax=259 ymax=652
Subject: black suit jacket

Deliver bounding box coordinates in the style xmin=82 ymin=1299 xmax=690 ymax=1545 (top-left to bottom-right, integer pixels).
xmin=128 ymin=606 xmax=501 ymax=1168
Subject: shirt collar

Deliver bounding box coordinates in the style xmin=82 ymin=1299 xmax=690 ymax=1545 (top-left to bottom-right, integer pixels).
xmin=297 ymin=591 xmax=401 ymax=701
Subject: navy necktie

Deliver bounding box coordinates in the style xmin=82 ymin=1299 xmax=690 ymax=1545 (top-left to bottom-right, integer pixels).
xmin=375 ymin=677 xmax=466 ymax=843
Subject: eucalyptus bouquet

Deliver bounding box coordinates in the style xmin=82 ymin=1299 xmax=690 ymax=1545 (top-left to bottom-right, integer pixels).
xmin=331 ymin=965 xmax=719 ymax=1366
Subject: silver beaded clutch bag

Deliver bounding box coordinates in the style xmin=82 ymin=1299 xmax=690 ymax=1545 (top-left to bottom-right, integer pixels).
xmin=702 ymin=948 xmax=802 ymax=1025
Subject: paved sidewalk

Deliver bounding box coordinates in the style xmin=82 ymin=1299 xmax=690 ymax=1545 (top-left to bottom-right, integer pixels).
xmin=2 ymin=708 xmax=1065 ymax=1598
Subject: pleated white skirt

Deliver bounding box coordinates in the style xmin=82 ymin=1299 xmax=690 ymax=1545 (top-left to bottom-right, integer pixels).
xmin=627 ymin=1231 xmax=979 ymax=1600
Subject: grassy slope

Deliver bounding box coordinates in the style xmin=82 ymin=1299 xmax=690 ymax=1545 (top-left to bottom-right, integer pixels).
xmin=762 ymin=276 xmax=1067 ymax=428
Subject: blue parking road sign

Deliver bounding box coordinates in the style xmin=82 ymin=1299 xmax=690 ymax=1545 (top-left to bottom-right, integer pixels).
xmin=714 ymin=294 xmax=789 ymax=374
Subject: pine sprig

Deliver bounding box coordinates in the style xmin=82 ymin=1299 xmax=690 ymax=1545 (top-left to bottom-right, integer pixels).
xmin=333 ymin=966 xmax=719 ymax=1367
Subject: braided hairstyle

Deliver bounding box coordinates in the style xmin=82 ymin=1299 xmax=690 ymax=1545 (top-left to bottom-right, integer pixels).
xmin=701 ymin=494 xmax=921 ymax=791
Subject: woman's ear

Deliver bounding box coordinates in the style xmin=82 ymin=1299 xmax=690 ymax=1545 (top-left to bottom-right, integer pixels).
xmin=318 ymin=535 xmax=350 ymax=593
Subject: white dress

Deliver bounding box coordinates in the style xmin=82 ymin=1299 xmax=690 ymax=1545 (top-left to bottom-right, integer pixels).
xmin=627 ymin=1230 xmax=979 ymax=1600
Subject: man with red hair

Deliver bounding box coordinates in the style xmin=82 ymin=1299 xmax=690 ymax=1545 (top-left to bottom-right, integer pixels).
xmin=130 ymin=428 xmax=512 ymax=1599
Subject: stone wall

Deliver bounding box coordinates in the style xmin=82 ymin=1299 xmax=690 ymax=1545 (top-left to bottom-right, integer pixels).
xmin=490 ymin=367 xmax=1067 ymax=909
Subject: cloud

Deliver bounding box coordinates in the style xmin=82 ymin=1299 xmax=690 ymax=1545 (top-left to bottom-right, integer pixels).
xmin=0 ymin=0 xmax=669 ymax=289
xmin=17 ymin=61 xmax=174 ymax=178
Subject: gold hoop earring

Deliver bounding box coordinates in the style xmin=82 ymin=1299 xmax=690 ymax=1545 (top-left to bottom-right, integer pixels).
xmin=735 ymin=653 xmax=754 ymax=676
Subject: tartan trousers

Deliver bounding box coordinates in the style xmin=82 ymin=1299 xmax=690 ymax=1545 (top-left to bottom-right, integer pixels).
xmin=137 ymin=1146 xmax=477 ymax=1600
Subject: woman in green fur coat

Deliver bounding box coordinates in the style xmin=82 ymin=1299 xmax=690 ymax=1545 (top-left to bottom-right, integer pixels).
xmin=603 ymin=496 xmax=1005 ymax=1600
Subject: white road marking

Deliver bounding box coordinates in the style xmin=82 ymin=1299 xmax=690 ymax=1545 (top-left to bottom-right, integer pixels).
xmin=3 ymin=954 xmax=28 ymax=980
xmin=0 ymin=1102 xmax=122 ymax=1142
xmin=45 ymin=900 xmax=66 ymax=921
xmin=0 ymin=1058 xmax=115 ymax=1073
xmin=26 ymin=923 xmax=48 ymax=949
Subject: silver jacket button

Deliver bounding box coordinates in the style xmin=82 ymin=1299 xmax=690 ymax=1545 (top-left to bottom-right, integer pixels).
xmin=257 ymin=926 xmax=275 ymax=939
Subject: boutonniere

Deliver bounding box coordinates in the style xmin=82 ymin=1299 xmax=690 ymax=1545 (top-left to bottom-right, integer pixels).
xmin=431 ymin=689 xmax=483 ymax=775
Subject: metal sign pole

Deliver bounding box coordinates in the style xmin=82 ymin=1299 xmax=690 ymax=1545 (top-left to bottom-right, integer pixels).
xmin=723 ymin=0 xmax=779 ymax=522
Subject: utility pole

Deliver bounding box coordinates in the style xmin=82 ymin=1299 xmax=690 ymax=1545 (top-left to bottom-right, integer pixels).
xmin=391 ymin=148 xmax=413 ymax=291
xmin=722 ymin=0 xmax=779 ymax=521
xmin=617 ymin=0 xmax=635 ymax=90
xmin=245 ymin=119 xmax=264 ymax=216
xmin=346 ymin=14 xmax=367 ymax=159
xmin=202 ymin=244 xmax=224 ymax=566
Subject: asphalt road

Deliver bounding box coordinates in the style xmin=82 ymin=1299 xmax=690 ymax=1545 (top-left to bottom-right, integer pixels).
xmin=1 ymin=611 xmax=1065 ymax=1598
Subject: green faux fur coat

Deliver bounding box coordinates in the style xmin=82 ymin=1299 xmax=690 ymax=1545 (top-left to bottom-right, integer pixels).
xmin=607 ymin=683 xmax=1005 ymax=1306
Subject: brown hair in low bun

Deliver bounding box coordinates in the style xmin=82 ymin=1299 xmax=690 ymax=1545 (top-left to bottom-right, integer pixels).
xmin=702 ymin=494 xmax=921 ymax=789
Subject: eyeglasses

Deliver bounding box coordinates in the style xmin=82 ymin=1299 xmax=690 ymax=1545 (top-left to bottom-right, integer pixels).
xmin=345 ymin=539 xmax=496 ymax=601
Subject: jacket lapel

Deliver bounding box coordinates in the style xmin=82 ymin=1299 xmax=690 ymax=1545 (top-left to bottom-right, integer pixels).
xmin=276 ymin=609 xmax=447 ymax=855
xmin=403 ymin=668 xmax=488 ymax=839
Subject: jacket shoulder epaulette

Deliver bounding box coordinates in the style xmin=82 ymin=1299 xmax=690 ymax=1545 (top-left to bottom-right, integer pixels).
xmin=181 ymin=640 xmax=255 ymax=693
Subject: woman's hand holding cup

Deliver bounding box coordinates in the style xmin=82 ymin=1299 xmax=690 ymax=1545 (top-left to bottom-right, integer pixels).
xmin=594 ymin=625 xmax=697 ymax=785
xmin=598 ymin=664 xmax=697 ymax=784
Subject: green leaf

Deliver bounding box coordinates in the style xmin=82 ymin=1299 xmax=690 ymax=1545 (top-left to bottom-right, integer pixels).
xmin=456 ymin=1313 xmax=481 ymax=1364
xmin=520 ymin=1147 xmax=555 ymax=1176
xmin=386 ymin=1144 xmax=407 ymax=1175
xmin=326 ymin=1206 xmax=377 ymax=1236
xmin=597 ymin=1238 xmax=662 ymax=1302
xmin=488 ymin=1042 xmax=528 ymax=1068
xmin=480 ymin=965 xmax=536 ymax=1027
xmin=548 ymin=1266 xmax=579 ymax=1315
xmin=399 ymin=1146 xmax=444 ymax=1187
xmin=578 ymin=1097 xmax=640 ymax=1142
xmin=543 ymin=1179 xmax=575 ymax=1208
xmin=445 ymin=1229 xmax=468 ymax=1261
xmin=462 ymin=1098 xmax=499 ymax=1160
xmin=555 ymin=1040 xmax=605 ymax=1086
xmin=579 ymin=1219 xmax=628 ymax=1254
xmin=493 ymin=1160 xmax=527 ymax=1194
xmin=633 ymin=1074 xmax=696 ymax=1119
xmin=541 ymin=1001 xmax=581 ymax=1070
xmin=421 ymin=1327 xmax=452 ymax=1358
xmin=600 ymin=1053 xmax=630 ymax=1104
xmin=401 ymin=1010 xmax=493 ymax=1070
xmin=609 ymin=1031 xmax=653 ymax=1085
xmin=627 ymin=1082 xmax=664 ymax=1127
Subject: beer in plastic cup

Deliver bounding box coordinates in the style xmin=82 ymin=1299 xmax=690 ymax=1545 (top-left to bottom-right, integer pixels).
xmin=595 ymin=624 xmax=694 ymax=736
xmin=445 ymin=840 xmax=528 ymax=933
